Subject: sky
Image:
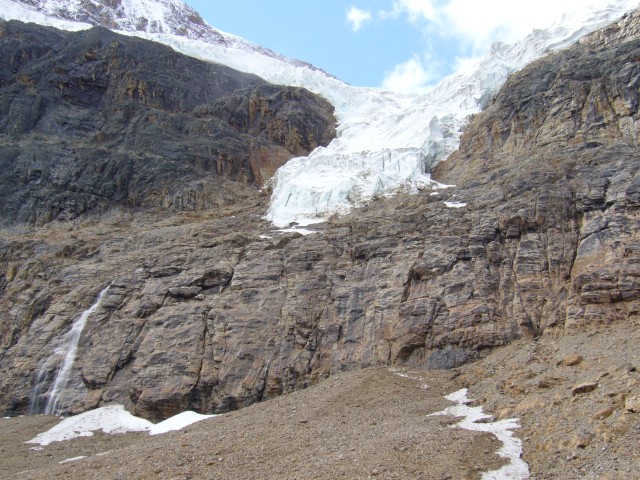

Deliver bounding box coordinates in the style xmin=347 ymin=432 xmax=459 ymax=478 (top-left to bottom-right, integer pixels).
xmin=184 ymin=1 xmax=626 ymax=93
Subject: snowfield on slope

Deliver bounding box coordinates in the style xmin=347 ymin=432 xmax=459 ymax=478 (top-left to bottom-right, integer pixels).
xmin=1 ymin=0 xmax=638 ymax=226
xmin=429 ymin=389 xmax=529 ymax=480
xmin=26 ymin=405 xmax=215 ymax=446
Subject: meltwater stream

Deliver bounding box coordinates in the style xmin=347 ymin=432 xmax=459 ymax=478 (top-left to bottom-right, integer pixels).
xmin=30 ymin=284 xmax=111 ymax=415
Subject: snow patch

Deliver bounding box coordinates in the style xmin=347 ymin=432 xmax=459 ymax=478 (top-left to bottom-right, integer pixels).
xmin=444 ymin=201 xmax=467 ymax=208
xmin=148 ymin=411 xmax=215 ymax=436
xmin=59 ymin=456 xmax=87 ymax=464
xmin=429 ymin=388 xmax=529 ymax=480
xmin=275 ymin=227 xmax=317 ymax=236
xmin=390 ymin=368 xmax=429 ymax=389
xmin=26 ymin=405 xmax=152 ymax=446
xmin=26 ymin=404 xmax=215 ymax=446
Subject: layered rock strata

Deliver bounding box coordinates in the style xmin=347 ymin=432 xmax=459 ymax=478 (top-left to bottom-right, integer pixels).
xmin=0 ymin=20 xmax=336 ymax=224
xmin=1 ymin=13 xmax=639 ymax=421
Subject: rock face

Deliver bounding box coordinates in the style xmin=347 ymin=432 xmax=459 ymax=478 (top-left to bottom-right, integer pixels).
xmin=0 ymin=20 xmax=336 ymax=224
xmin=1 ymin=12 xmax=640 ymax=421
xmin=433 ymin=13 xmax=640 ymax=331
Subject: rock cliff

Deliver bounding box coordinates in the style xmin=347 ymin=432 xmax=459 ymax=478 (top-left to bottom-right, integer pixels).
xmin=433 ymin=12 xmax=640 ymax=331
xmin=0 ymin=20 xmax=336 ymax=224
xmin=0 ymin=12 xmax=639 ymax=421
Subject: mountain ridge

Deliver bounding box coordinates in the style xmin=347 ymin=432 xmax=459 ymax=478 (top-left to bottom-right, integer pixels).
xmin=1 ymin=9 xmax=639 ymax=421
xmin=3 ymin=0 xmax=639 ymax=227
xmin=0 ymin=19 xmax=335 ymax=224
xmin=0 ymin=3 xmax=639 ymax=478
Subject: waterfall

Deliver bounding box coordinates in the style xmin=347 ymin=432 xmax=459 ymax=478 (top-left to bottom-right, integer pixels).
xmin=30 ymin=284 xmax=111 ymax=415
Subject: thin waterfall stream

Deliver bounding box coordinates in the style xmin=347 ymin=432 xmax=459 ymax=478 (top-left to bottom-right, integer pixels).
xmin=30 ymin=284 xmax=111 ymax=415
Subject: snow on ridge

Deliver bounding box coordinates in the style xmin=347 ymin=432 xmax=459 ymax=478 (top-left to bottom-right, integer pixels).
xmin=1 ymin=0 xmax=222 ymax=42
xmin=0 ymin=0 xmax=91 ymax=31
xmin=0 ymin=0 xmax=330 ymax=76
xmin=1 ymin=0 xmax=638 ymax=227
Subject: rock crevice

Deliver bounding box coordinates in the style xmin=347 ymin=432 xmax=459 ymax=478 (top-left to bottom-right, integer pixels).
xmin=1 ymin=12 xmax=640 ymax=420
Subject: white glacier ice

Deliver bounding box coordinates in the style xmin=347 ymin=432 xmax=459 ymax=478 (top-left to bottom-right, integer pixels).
xmin=260 ymin=0 xmax=640 ymax=226
xmin=1 ymin=0 xmax=638 ymax=226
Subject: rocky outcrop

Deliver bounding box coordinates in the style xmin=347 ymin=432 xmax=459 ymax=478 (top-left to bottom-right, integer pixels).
xmin=0 ymin=20 xmax=336 ymax=224
xmin=1 ymin=12 xmax=640 ymax=421
xmin=434 ymin=11 xmax=640 ymax=331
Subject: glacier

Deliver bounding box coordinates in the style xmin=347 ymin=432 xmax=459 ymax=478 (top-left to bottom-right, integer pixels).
xmin=1 ymin=0 xmax=638 ymax=226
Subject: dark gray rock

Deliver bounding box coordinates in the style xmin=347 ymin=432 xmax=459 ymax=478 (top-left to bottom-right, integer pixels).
xmin=0 ymin=20 xmax=336 ymax=225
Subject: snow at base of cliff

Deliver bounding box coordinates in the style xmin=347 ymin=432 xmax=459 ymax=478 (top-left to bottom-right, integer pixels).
xmin=26 ymin=405 xmax=215 ymax=446
xmin=1 ymin=0 xmax=638 ymax=226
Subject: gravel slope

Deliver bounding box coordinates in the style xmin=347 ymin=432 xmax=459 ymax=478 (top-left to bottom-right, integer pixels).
xmin=1 ymin=320 xmax=638 ymax=479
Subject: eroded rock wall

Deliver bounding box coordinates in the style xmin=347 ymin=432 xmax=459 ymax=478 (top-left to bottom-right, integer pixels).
xmin=0 ymin=20 xmax=336 ymax=224
xmin=434 ymin=14 xmax=640 ymax=330
xmin=1 ymin=13 xmax=639 ymax=421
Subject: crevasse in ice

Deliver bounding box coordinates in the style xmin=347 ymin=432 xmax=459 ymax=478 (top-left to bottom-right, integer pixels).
xmin=1 ymin=0 xmax=637 ymax=226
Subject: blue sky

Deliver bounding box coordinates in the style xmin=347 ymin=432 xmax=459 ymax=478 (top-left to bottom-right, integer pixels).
xmin=184 ymin=1 xmax=427 ymax=88
xmin=183 ymin=1 xmax=621 ymax=93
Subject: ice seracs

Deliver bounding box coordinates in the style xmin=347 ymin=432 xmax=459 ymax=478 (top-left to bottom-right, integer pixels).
xmin=1 ymin=0 xmax=638 ymax=227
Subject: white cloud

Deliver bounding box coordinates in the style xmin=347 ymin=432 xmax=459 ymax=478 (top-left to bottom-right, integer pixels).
xmin=386 ymin=0 xmax=611 ymax=53
xmin=391 ymin=0 xmax=438 ymax=22
xmin=379 ymin=0 xmax=619 ymax=92
xmin=347 ymin=6 xmax=373 ymax=32
xmin=381 ymin=54 xmax=436 ymax=94
xmin=439 ymin=0 xmax=591 ymax=52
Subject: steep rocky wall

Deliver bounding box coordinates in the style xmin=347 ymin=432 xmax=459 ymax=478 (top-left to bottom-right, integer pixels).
xmin=1 ymin=13 xmax=639 ymax=421
xmin=434 ymin=13 xmax=640 ymax=331
xmin=0 ymin=20 xmax=336 ymax=224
